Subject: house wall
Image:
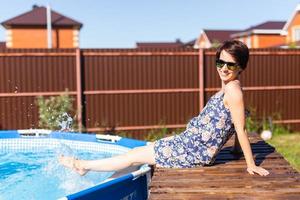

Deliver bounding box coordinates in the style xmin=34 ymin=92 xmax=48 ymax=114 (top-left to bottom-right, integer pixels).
xmin=9 ymin=28 xmax=78 ymax=48
xmin=256 ymin=34 xmax=286 ymax=48
xmin=197 ymin=34 xmax=210 ymax=48
xmin=56 ymin=29 xmax=76 ymax=48
xmin=234 ymin=36 xmax=253 ymax=48
xmin=286 ymin=11 xmax=300 ymax=43
xmin=11 ymin=28 xmax=47 ymax=48
xmin=235 ymin=37 xmax=247 ymax=44
xmin=234 ymin=34 xmax=285 ymax=48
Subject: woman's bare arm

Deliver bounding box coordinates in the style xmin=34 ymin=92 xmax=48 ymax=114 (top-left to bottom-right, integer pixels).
xmin=225 ymin=82 xmax=269 ymax=176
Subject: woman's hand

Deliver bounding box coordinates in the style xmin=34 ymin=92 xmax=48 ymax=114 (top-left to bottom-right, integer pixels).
xmin=247 ymin=165 xmax=269 ymax=176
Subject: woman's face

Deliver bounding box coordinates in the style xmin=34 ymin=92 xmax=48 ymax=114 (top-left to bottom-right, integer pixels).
xmin=216 ymin=50 xmax=242 ymax=83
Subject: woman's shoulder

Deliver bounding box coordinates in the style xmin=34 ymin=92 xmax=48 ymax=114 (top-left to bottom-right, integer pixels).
xmin=224 ymin=80 xmax=243 ymax=100
xmin=224 ymin=80 xmax=242 ymax=92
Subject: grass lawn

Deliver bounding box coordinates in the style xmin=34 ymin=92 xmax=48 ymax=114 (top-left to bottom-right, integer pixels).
xmin=267 ymin=133 xmax=300 ymax=172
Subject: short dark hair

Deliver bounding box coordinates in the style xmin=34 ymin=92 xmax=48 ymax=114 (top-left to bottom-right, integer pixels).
xmin=216 ymin=40 xmax=249 ymax=71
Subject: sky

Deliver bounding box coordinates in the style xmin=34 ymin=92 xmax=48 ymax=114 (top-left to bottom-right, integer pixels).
xmin=0 ymin=0 xmax=299 ymax=48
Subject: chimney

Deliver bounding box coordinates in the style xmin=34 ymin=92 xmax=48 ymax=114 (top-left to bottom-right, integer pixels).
xmin=175 ymin=38 xmax=182 ymax=44
xmin=32 ymin=5 xmax=39 ymax=9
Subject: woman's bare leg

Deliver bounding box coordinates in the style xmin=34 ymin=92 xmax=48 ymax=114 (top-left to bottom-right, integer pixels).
xmin=59 ymin=143 xmax=156 ymax=175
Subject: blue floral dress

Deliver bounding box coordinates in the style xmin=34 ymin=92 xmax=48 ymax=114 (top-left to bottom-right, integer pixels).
xmin=154 ymin=91 xmax=238 ymax=168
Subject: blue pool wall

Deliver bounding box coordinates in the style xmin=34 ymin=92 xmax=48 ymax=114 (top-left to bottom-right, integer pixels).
xmin=0 ymin=130 xmax=151 ymax=200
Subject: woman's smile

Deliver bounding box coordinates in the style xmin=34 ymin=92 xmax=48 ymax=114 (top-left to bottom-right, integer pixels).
xmin=217 ymin=50 xmax=240 ymax=82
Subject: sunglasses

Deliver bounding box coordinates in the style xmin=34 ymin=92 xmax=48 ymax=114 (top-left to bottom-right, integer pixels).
xmin=216 ymin=59 xmax=240 ymax=71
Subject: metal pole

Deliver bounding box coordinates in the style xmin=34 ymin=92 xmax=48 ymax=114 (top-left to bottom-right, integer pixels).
xmin=198 ymin=48 xmax=204 ymax=112
xmin=76 ymin=48 xmax=83 ymax=132
xmin=46 ymin=4 xmax=52 ymax=48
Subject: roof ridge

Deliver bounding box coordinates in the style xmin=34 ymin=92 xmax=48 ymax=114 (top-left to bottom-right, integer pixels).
xmin=50 ymin=7 xmax=82 ymax=25
xmin=203 ymin=29 xmax=240 ymax=32
xmin=1 ymin=5 xmax=82 ymax=28
xmin=1 ymin=6 xmax=45 ymax=26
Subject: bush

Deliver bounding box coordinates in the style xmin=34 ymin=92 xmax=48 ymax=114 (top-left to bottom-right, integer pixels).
xmin=116 ymin=125 xmax=182 ymax=141
xmin=245 ymin=107 xmax=260 ymax=133
xmin=245 ymin=106 xmax=291 ymax=135
xmin=36 ymin=93 xmax=77 ymax=131
xmin=144 ymin=126 xmax=169 ymax=142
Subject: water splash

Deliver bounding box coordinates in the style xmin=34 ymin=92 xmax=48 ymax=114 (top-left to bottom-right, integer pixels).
xmin=14 ymin=86 xmax=18 ymax=93
xmin=58 ymin=142 xmax=74 ymax=157
xmin=57 ymin=112 xmax=74 ymax=132
xmin=44 ymin=152 xmax=94 ymax=195
xmin=56 ymin=113 xmax=76 ymax=168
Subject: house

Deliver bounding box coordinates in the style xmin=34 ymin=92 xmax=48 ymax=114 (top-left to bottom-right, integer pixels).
xmin=233 ymin=2 xmax=300 ymax=49
xmin=1 ymin=5 xmax=82 ymax=48
xmin=192 ymin=23 xmax=286 ymax=49
xmin=193 ymin=29 xmax=240 ymax=49
xmin=184 ymin=39 xmax=197 ymax=48
xmin=136 ymin=4 xmax=300 ymax=49
xmin=281 ymin=4 xmax=300 ymax=47
xmin=0 ymin=41 xmax=6 ymax=49
xmin=231 ymin=21 xmax=286 ymax=48
xmin=136 ymin=39 xmax=184 ymax=49
xmin=191 ymin=4 xmax=300 ymax=49
xmin=136 ymin=30 xmax=242 ymax=49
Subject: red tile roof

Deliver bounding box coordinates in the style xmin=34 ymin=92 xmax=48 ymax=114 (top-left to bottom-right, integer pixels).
xmin=1 ymin=5 xmax=82 ymax=29
xmin=0 ymin=42 xmax=6 ymax=49
xmin=231 ymin=21 xmax=286 ymax=38
xmin=244 ymin=21 xmax=285 ymax=31
xmin=184 ymin=39 xmax=197 ymax=48
xmin=204 ymin=29 xmax=240 ymax=42
xmin=136 ymin=39 xmax=184 ymax=49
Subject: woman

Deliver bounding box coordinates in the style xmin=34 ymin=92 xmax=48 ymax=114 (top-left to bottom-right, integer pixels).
xmin=59 ymin=40 xmax=269 ymax=176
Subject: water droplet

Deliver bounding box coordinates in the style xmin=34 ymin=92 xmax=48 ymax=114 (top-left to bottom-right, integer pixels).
xmin=57 ymin=112 xmax=74 ymax=132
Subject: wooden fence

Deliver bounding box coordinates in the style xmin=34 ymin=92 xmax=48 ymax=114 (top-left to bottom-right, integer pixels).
xmin=0 ymin=48 xmax=299 ymax=138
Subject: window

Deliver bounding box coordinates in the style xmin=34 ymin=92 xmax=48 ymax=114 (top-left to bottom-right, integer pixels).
xmin=294 ymin=28 xmax=300 ymax=41
xmin=247 ymin=36 xmax=251 ymax=48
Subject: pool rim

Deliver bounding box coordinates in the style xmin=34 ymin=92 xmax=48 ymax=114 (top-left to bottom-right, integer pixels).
xmin=0 ymin=129 xmax=152 ymax=200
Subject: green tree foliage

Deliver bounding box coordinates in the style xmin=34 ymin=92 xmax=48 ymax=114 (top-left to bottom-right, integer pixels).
xmin=211 ymin=39 xmax=221 ymax=48
xmin=36 ymin=93 xmax=75 ymax=131
xmin=288 ymin=42 xmax=297 ymax=49
xmin=144 ymin=126 xmax=169 ymax=142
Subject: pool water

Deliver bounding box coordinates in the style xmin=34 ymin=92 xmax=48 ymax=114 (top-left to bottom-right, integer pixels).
xmin=0 ymin=146 xmax=115 ymax=200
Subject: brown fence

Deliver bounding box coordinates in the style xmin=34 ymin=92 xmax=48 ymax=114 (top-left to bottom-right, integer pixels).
xmin=0 ymin=48 xmax=299 ymax=138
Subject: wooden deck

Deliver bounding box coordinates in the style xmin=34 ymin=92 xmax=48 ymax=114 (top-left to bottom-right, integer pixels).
xmin=149 ymin=133 xmax=300 ymax=199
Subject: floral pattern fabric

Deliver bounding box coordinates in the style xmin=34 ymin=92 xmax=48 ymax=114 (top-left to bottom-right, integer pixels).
xmin=154 ymin=91 xmax=237 ymax=168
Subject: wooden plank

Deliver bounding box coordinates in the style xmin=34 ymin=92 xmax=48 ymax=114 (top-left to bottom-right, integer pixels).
xmin=150 ymin=193 xmax=300 ymax=200
xmin=149 ymin=133 xmax=300 ymax=199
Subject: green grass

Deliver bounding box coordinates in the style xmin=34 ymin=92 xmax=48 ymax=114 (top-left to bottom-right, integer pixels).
xmin=267 ymin=133 xmax=300 ymax=172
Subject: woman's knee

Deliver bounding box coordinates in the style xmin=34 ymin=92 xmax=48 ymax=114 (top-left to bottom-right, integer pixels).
xmin=127 ymin=145 xmax=156 ymax=165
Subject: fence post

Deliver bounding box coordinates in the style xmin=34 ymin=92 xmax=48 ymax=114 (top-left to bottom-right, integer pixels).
xmin=75 ymin=48 xmax=83 ymax=132
xmin=198 ymin=48 xmax=204 ymax=112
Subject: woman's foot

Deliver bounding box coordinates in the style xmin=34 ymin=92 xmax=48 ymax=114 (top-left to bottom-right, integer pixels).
xmin=59 ymin=155 xmax=89 ymax=176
